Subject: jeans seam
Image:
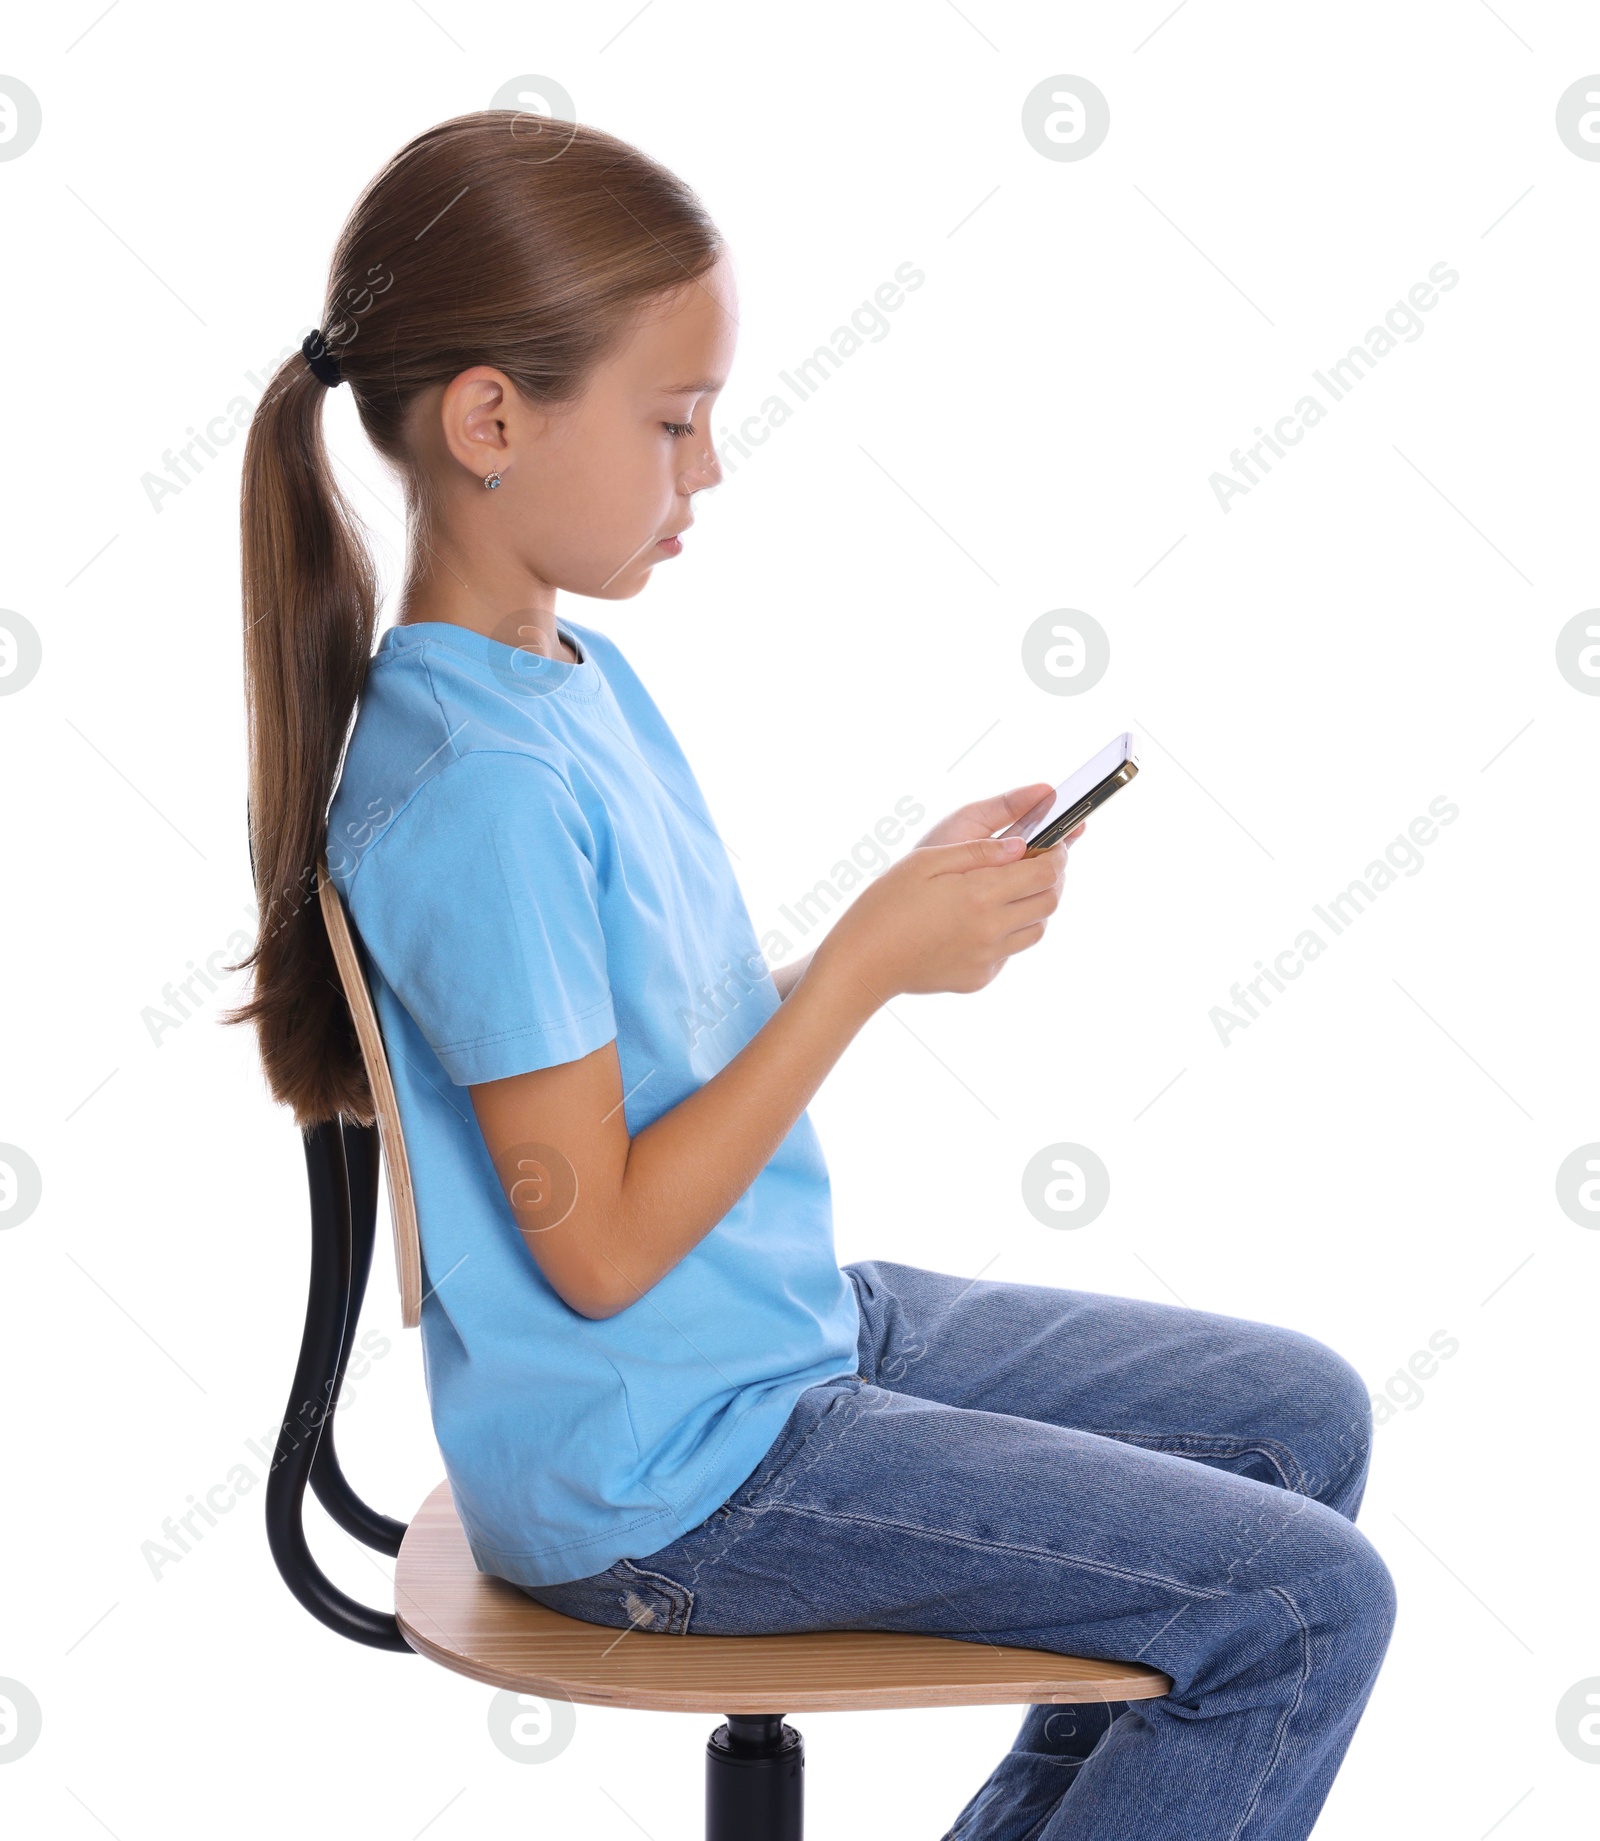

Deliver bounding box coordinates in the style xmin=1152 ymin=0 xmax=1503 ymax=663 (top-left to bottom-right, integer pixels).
xmin=751 ymin=1500 xmax=1246 ymax=1605
xmin=1224 ymin=1582 xmax=1313 ymax=1841
xmin=1083 ymin=1428 xmax=1311 ymax=1496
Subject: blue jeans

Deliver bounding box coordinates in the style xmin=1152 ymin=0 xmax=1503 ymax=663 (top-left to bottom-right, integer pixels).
xmin=521 ymin=1260 xmax=1397 ymax=1840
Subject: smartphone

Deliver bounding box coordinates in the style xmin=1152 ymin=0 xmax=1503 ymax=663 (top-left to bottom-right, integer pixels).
xmin=997 ymin=732 xmax=1140 ymax=853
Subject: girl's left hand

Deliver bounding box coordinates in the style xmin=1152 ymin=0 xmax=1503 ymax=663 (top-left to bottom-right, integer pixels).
xmin=914 ymin=783 xmax=1058 ymax=850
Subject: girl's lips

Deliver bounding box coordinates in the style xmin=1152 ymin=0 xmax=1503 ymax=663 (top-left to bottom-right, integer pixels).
xmin=656 ymin=534 xmax=683 ymax=556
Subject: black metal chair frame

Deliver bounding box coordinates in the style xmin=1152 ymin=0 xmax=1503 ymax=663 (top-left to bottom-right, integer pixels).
xmin=266 ymin=1117 xmax=408 ymax=1649
xmin=267 ymin=1113 xmax=805 ymax=1835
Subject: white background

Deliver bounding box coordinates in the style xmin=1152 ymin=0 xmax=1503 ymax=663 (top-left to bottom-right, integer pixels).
xmin=2 ymin=1 xmax=1596 ymax=1835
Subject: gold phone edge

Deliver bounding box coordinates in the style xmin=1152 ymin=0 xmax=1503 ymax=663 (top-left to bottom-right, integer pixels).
xmin=1023 ymin=759 xmax=1139 ymax=853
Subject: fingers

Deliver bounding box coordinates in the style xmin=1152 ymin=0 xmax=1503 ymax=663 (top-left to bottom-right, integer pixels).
xmin=996 ymin=919 xmax=1048 ymax=957
xmin=944 ymin=784 xmax=1056 ymax=839
xmin=934 ymin=835 xmax=1033 ymax=874
xmin=937 ymin=816 xmax=1086 ymax=874
xmin=995 ymin=835 xmax=1077 ymax=931
xmin=998 ymin=887 xmax=1062 ymax=931
xmin=989 ymin=851 xmax=1070 ymax=900
xmin=1006 ymin=784 xmax=1057 ymax=831
xmin=989 ymin=782 xmax=1056 ymax=826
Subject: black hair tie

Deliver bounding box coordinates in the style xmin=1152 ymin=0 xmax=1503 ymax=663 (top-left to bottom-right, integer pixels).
xmin=302 ymin=329 xmax=344 ymax=388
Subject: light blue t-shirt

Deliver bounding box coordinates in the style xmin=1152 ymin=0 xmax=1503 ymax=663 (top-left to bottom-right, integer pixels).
xmin=325 ymin=618 xmax=860 ymax=1588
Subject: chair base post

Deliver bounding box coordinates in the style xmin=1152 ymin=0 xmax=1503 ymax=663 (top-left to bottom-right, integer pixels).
xmin=706 ymin=1714 xmax=803 ymax=1841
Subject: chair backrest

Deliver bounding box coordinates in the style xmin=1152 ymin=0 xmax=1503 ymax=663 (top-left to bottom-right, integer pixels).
xmin=317 ymin=856 xmax=424 ymax=1327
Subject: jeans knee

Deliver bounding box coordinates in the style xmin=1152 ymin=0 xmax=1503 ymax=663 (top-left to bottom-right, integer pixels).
xmin=1267 ymin=1329 xmax=1374 ymax=1510
xmin=1297 ymin=1512 xmax=1398 ymax=1681
xmin=1319 ymin=1342 xmax=1374 ymax=1497
xmin=1348 ymin=1526 xmax=1397 ymax=1640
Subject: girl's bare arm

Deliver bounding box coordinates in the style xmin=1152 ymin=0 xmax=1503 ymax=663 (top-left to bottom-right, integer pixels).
xmin=770 ymin=948 xmax=816 ymax=999
xmin=470 ymin=941 xmax=878 ymax=1318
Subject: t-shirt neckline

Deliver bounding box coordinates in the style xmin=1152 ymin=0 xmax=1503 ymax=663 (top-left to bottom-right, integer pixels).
xmin=380 ymin=618 xmax=602 ymax=701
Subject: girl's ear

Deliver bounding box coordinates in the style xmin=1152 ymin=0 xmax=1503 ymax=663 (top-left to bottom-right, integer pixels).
xmin=438 ymin=366 xmax=530 ymax=480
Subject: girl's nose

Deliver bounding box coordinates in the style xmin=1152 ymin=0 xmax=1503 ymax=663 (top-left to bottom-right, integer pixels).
xmin=684 ymin=444 xmax=722 ymax=492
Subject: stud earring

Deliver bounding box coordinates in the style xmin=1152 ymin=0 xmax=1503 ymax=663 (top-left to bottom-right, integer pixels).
xmin=484 ymin=470 xmax=502 ymax=490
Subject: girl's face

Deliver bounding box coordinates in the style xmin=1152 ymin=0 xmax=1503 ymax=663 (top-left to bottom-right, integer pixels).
xmin=422 ymin=253 xmax=738 ymax=603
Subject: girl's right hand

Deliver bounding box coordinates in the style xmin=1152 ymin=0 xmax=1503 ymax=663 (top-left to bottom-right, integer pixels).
xmin=816 ymin=823 xmax=1085 ymax=1004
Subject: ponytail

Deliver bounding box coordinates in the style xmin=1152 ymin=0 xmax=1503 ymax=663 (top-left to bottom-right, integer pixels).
xmin=224 ymin=111 xmax=723 ymax=1129
xmin=226 ymin=352 xmax=378 ymax=1128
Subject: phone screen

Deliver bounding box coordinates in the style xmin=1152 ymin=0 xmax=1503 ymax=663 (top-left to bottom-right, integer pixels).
xmin=998 ymin=732 xmax=1137 ymax=845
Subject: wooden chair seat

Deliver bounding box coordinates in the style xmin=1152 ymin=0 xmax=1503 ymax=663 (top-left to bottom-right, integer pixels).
xmin=395 ymin=1481 xmax=1172 ymax=1715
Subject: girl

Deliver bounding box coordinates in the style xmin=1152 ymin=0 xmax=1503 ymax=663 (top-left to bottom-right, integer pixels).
xmin=234 ymin=112 xmax=1394 ymax=1840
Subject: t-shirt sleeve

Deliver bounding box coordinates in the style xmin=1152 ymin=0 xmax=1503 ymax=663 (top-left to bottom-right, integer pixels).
xmin=347 ymin=750 xmax=617 ymax=1086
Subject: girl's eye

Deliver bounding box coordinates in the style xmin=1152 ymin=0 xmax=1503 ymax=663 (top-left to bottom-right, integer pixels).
xmin=663 ymin=421 xmax=696 ymax=438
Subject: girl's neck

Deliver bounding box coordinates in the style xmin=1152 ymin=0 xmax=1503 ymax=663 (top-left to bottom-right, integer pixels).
xmin=396 ymin=577 xmax=579 ymax=666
